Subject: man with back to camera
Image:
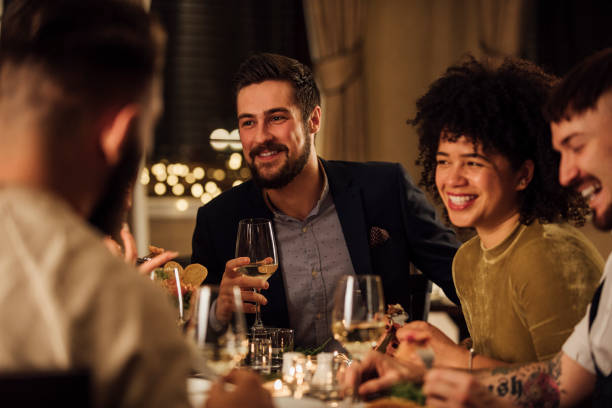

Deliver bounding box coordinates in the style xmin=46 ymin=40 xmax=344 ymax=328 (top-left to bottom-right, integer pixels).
xmin=0 ymin=1 xmax=272 ymax=407
xmin=191 ymin=53 xmax=460 ymax=350
xmin=344 ymin=48 xmax=612 ymax=407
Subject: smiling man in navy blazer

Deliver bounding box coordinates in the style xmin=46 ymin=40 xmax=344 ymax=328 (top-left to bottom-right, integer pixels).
xmin=191 ymin=53 xmax=460 ymax=350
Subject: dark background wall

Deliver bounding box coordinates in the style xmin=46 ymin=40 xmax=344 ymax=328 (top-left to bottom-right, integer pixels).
xmin=150 ymin=0 xmax=311 ymax=164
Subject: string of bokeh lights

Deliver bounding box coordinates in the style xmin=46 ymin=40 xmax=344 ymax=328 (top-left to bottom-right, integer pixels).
xmin=141 ymin=128 xmax=250 ymax=212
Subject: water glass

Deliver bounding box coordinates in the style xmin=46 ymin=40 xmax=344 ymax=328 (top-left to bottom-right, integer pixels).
xmin=249 ymin=332 xmax=272 ymax=374
xmin=282 ymin=352 xmax=307 ymax=398
xmin=269 ymin=328 xmax=294 ymax=370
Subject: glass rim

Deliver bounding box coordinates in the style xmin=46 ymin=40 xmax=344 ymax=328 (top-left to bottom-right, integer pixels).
xmin=238 ymin=218 xmax=272 ymax=225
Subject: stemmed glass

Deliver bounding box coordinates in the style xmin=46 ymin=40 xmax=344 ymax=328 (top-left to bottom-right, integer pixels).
xmin=331 ymin=275 xmax=386 ymax=361
xmin=187 ymin=285 xmax=248 ymax=379
xmin=235 ymin=218 xmax=278 ymax=331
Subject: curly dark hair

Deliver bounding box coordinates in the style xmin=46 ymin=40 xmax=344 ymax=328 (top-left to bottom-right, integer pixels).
xmin=412 ymin=56 xmax=588 ymax=226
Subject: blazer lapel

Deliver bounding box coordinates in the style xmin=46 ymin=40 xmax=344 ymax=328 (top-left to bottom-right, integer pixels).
xmin=322 ymin=160 xmax=373 ymax=276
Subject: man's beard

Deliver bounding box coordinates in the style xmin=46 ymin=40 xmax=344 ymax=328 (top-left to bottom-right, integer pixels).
xmin=88 ymin=122 xmax=142 ymax=237
xmin=248 ymin=132 xmax=311 ymax=190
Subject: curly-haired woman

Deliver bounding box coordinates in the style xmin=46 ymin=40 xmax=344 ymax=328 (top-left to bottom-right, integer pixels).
xmin=398 ymin=56 xmax=603 ymax=369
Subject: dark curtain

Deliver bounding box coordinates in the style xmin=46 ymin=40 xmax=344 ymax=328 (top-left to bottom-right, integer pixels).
xmin=533 ymin=0 xmax=612 ymax=76
xmin=150 ymin=0 xmax=311 ymax=164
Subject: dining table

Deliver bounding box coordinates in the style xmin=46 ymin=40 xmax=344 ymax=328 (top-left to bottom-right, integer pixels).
xmin=187 ymin=376 xmax=368 ymax=408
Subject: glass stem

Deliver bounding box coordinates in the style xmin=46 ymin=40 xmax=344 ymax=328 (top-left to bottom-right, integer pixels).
xmin=253 ymin=288 xmax=263 ymax=329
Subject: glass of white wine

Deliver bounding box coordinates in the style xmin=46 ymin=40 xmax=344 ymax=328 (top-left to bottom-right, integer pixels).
xmin=187 ymin=285 xmax=249 ymax=379
xmin=331 ymin=275 xmax=386 ymax=361
xmin=235 ymin=218 xmax=278 ymax=331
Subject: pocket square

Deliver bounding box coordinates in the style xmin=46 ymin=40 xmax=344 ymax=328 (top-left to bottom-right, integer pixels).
xmin=369 ymin=226 xmax=390 ymax=248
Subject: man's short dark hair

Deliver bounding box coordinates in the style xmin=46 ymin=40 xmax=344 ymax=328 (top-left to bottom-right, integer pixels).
xmin=0 ymin=0 xmax=164 ymax=142
xmin=412 ymin=55 xmax=589 ymax=226
xmin=233 ymin=53 xmax=321 ymax=124
xmin=544 ymin=47 xmax=612 ymax=123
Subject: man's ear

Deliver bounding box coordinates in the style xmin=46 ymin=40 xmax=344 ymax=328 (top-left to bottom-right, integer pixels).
xmin=100 ymin=104 xmax=139 ymax=165
xmin=516 ymin=159 xmax=535 ymax=191
xmin=308 ymin=106 xmax=322 ymax=134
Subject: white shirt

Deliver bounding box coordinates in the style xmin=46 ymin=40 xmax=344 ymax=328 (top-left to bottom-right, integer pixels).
xmin=0 ymin=186 xmax=191 ymax=407
xmin=563 ymin=251 xmax=612 ymax=375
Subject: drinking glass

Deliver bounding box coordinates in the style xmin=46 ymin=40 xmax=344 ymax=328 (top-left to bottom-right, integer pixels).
xmin=331 ymin=275 xmax=386 ymax=361
xmin=235 ymin=218 xmax=278 ymax=330
xmin=269 ymin=328 xmax=294 ymax=370
xmin=248 ymin=330 xmax=273 ymax=374
xmin=187 ymin=285 xmax=248 ymax=379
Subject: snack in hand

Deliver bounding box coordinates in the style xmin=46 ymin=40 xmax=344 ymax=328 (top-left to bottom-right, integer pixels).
xmin=182 ymin=263 xmax=208 ymax=286
xmin=163 ymin=261 xmax=184 ymax=278
xmin=375 ymin=304 xmax=409 ymax=355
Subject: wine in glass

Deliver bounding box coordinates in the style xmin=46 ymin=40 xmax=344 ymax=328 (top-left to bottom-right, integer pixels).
xmin=331 ymin=275 xmax=386 ymax=361
xmin=187 ymin=285 xmax=248 ymax=379
xmin=235 ymin=218 xmax=278 ymax=331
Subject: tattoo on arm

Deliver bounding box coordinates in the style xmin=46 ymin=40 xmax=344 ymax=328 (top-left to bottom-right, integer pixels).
xmin=477 ymin=353 xmax=563 ymax=408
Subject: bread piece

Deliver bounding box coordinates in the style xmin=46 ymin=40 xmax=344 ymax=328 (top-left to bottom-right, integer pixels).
xmin=183 ymin=263 xmax=208 ymax=286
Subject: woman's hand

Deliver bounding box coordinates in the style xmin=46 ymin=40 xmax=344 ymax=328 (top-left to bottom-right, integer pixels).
xmin=423 ymin=368 xmax=514 ymax=408
xmin=103 ymin=223 xmax=178 ymax=276
xmin=396 ymin=321 xmax=469 ymax=369
xmin=342 ymin=350 xmax=425 ymax=396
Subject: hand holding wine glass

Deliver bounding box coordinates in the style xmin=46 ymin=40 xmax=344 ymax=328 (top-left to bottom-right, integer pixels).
xmin=332 ymin=275 xmax=386 ymax=361
xmin=234 ymin=218 xmax=278 ymax=330
xmin=216 ymin=257 xmax=269 ymax=324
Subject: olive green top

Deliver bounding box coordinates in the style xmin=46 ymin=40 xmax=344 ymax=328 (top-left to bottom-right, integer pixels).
xmin=454 ymin=221 xmax=603 ymax=363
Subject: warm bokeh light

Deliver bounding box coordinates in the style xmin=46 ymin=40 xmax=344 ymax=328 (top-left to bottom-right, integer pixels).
xmin=213 ymin=169 xmax=226 ymax=181
xmin=185 ymin=173 xmax=196 ymax=184
xmin=201 ymin=192 xmax=213 ymax=204
xmin=154 ymin=182 xmax=167 ymax=195
xmin=140 ymin=168 xmax=150 ymax=185
xmin=167 ymin=174 xmax=179 ymax=186
xmin=193 ymin=167 xmax=205 ymax=180
xmin=175 ymin=198 xmax=189 ymax=212
xmin=232 ymin=180 xmax=243 ymax=187
xmin=175 ymin=164 xmax=189 ymax=177
xmin=154 ymin=172 xmax=167 ymax=182
xmin=191 ymin=183 xmax=204 ymax=198
xmin=205 ymin=181 xmax=218 ymax=194
xmin=210 ymin=128 xmax=230 ymax=140
xmin=229 ymin=129 xmax=242 ymax=150
xmin=239 ymin=167 xmax=251 ymax=178
xmin=172 ymin=184 xmax=185 ymax=196
xmin=151 ymin=163 xmax=166 ymax=176
xmin=228 ymin=153 xmax=242 ymax=170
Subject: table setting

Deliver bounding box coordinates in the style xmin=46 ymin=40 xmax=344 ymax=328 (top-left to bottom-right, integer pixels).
xmin=152 ymin=217 xmax=429 ymax=407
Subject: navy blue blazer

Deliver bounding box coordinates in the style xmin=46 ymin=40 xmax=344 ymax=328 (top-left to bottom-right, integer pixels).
xmin=191 ymin=159 xmax=460 ymax=329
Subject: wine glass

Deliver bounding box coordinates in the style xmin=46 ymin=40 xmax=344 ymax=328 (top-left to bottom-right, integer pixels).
xmin=187 ymin=285 xmax=249 ymax=379
xmin=235 ymin=218 xmax=278 ymax=331
xmin=331 ymin=275 xmax=386 ymax=361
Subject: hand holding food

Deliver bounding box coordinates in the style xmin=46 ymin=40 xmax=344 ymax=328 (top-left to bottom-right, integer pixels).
xmin=342 ymin=350 xmax=425 ymax=397
xmin=396 ymin=321 xmax=464 ymax=369
xmin=375 ymin=304 xmax=409 ymax=355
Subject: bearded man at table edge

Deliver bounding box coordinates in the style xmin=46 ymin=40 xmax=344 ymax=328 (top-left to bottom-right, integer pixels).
xmin=191 ymin=53 xmax=460 ymax=349
xmin=344 ymin=48 xmax=612 ymax=408
xmin=0 ymin=1 xmax=272 ymax=407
